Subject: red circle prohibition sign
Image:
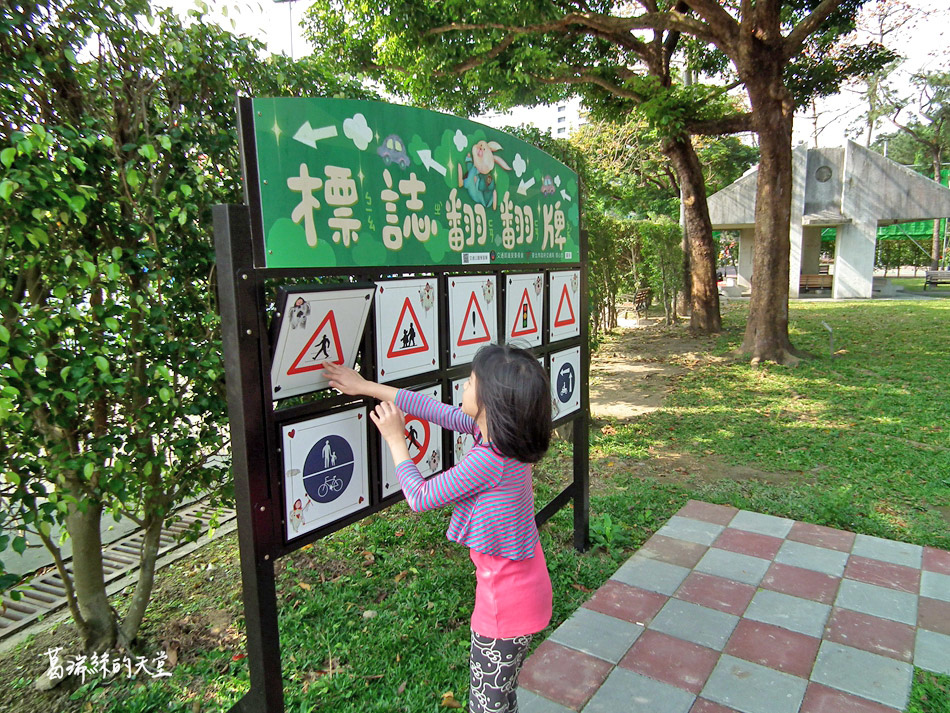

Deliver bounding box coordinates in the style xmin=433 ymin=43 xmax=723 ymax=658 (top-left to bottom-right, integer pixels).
xmin=403 ymin=416 xmax=430 ymax=465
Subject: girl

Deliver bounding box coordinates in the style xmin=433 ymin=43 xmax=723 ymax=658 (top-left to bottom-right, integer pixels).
xmin=324 ymin=344 xmax=553 ymax=713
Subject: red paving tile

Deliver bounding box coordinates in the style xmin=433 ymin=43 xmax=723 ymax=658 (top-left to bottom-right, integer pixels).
xmin=724 ymin=619 xmax=820 ymax=678
xmin=788 ymin=521 xmax=856 ymax=552
xmin=640 ymin=533 xmax=709 ymax=569
xmin=619 ymin=629 xmax=719 ymax=694
xmin=691 ymin=700 xmax=742 ymax=713
xmin=713 ymin=528 xmax=784 ymax=560
xmin=843 ymin=556 xmax=920 ymax=594
xmin=923 ymin=546 xmax=950 ymax=575
xmin=675 ymin=571 xmax=756 ymax=617
xmin=761 ymin=561 xmax=840 ymax=604
xmin=678 ymin=500 xmax=738 ymax=526
xmin=581 ymin=580 xmax=668 ymax=626
xmin=800 ymin=683 xmax=902 ymax=713
xmin=825 ymin=608 xmax=915 ymax=662
xmin=519 ymin=640 xmax=613 ymax=711
xmin=918 ymin=597 xmax=950 ymax=636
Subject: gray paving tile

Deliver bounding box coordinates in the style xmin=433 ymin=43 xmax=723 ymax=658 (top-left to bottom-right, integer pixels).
xmin=744 ymin=589 xmax=831 ymax=638
xmin=655 ymin=516 xmax=724 ymax=546
xmin=774 ymin=540 xmax=849 ymax=577
xmin=915 ymin=629 xmax=950 ymax=676
xmin=852 ymin=534 xmax=923 ymax=568
xmin=611 ymin=555 xmax=691 ymax=596
xmin=582 ymin=667 xmax=695 ymax=713
xmin=694 ymin=547 xmax=771 ymax=586
xmin=729 ymin=510 xmax=794 ymax=538
xmin=649 ymin=598 xmax=739 ymax=650
xmin=811 ymin=640 xmax=913 ymax=710
xmin=835 ymin=579 xmax=918 ymax=625
xmin=920 ymin=570 xmax=950 ymax=602
xmin=702 ymin=654 xmax=807 ymax=713
xmin=548 ymin=607 xmax=643 ymax=664
xmin=519 ymin=689 xmax=575 ymax=713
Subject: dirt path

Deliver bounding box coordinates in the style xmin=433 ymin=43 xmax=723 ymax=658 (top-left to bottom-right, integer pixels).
xmin=588 ymin=320 xmax=801 ymax=486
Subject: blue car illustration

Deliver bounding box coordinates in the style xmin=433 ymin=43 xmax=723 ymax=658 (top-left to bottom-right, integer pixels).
xmin=377 ymin=134 xmax=410 ymax=168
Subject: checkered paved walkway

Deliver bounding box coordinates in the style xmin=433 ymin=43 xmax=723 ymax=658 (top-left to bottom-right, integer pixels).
xmin=519 ymin=500 xmax=950 ymax=713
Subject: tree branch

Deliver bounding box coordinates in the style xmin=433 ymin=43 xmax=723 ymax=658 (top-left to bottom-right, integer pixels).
xmin=687 ymin=112 xmax=754 ymax=135
xmin=681 ymin=0 xmax=740 ymax=45
xmin=784 ymin=0 xmax=847 ymax=57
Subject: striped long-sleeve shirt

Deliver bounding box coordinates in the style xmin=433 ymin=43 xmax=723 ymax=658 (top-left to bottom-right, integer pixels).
xmin=394 ymin=389 xmax=539 ymax=560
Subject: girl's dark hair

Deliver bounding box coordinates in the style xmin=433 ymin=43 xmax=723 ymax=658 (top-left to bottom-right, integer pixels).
xmin=471 ymin=344 xmax=552 ymax=463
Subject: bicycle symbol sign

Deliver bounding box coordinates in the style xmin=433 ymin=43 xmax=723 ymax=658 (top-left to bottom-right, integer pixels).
xmin=302 ymin=434 xmax=354 ymax=503
xmin=556 ymin=363 xmax=575 ymax=404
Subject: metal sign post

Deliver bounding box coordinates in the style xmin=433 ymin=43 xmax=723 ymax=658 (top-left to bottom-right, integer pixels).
xmin=214 ymin=97 xmax=590 ymax=713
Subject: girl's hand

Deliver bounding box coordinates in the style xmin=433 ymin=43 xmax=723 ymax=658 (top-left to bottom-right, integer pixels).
xmin=323 ymin=362 xmax=370 ymax=396
xmin=370 ymin=401 xmax=408 ymax=448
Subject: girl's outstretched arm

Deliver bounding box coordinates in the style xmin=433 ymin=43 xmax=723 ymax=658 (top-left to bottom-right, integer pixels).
xmin=323 ymin=362 xmax=397 ymax=402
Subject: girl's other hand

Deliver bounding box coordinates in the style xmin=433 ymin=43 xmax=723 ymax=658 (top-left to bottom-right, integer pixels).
xmin=370 ymin=401 xmax=407 ymax=446
xmin=323 ymin=362 xmax=369 ymax=396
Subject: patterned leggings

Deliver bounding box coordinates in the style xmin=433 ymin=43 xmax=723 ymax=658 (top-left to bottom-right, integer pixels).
xmin=469 ymin=631 xmax=533 ymax=713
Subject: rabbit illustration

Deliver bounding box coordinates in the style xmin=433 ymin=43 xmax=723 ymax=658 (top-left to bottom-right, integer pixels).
xmin=458 ymin=140 xmax=511 ymax=210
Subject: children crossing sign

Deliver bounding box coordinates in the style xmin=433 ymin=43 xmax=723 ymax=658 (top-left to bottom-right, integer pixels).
xmin=374 ymin=278 xmax=439 ymax=383
xmin=270 ymin=285 xmax=375 ymax=399
xmin=505 ymin=273 xmax=543 ymax=347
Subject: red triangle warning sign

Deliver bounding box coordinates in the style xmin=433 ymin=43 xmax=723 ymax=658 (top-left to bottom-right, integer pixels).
xmin=287 ymin=311 xmax=344 ymax=374
xmin=554 ymin=285 xmax=576 ymax=328
xmin=387 ymin=298 xmax=430 ymax=358
xmin=457 ymin=292 xmax=492 ymax=347
xmin=510 ymin=288 xmax=539 ymax=338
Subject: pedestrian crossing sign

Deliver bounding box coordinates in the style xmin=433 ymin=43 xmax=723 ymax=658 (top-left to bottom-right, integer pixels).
xmin=271 ymin=284 xmax=375 ymax=400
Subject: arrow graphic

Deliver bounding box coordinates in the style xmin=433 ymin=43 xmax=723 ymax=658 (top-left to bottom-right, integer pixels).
xmin=416 ymin=149 xmax=447 ymax=176
xmin=293 ymin=121 xmax=339 ymax=148
xmin=517 ymin=177 xmax=536 ymax=196
xmin=560 ymin=189 xmax=572 ymax=202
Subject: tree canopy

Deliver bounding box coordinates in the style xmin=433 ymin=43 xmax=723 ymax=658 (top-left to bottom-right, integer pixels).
xmin=0 ymin=0 xmax=372 ymax=654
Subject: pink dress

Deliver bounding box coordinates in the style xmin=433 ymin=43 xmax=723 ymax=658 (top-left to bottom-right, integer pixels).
xmin=470 ymin=541 xmax=552 ymax=639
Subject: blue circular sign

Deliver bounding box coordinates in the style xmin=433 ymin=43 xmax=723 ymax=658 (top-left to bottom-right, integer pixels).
xmin=556 ymin=362 xmax=575 ymax=404
xmin=303 ymin=434 xmax=354 ymax=503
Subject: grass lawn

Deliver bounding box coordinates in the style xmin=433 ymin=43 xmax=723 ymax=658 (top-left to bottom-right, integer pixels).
xmin=1 ymin=299 xmax=948 ymax=712
xmin=886 ymin=276 xmax=950 ymax=294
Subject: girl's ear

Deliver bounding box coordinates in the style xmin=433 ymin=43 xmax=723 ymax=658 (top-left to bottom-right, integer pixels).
xmin=487 ymin=141 xmax=503 ymax=151
xmin=493 ymin=155 xmax=511 ymax=171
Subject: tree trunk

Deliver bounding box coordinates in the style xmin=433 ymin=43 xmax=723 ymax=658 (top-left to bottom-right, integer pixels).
xmin=663 ymin=136 xmax=722 ymax=335
xmin=120 ymin=514 xmax=165 ymax=645
xmin=66 ymin=499 xmax=118 ymax=652
xmin=739 ymin=74 xmax=807 ymax=365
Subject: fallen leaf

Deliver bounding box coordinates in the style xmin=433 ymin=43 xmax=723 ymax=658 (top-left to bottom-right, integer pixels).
xmin=397 ymin=681 xmax=407 ymax=695
xmin=394 ymin=570 xmax=408 ymax=583
xmin=232 ymin=653 xmax=246 ymax=662
xmin=441 ymin=691 xmax=463 ymax=709
xmin=299 ymin=582 xmax=312 ymax=591
xmin=571 ymin=583 xmax=593 ymax=593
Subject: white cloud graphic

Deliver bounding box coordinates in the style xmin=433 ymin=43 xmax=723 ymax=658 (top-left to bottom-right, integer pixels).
xmin=554 ymin=175 xmax=561 ymax=186
xmin=512 ymin=153 xmax=527 ymax=178
xmin=343 ymin=113 xmax=373 ymax=150
xmin=453 ymin=130 xmax=468 ymax=152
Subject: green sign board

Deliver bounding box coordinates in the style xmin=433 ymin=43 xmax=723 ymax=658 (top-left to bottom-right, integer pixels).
xmin=246 ymin=98 xmax=580 ymax=268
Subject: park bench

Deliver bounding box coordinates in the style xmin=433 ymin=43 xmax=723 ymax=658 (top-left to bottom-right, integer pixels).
xmin=633 ymin=289 xmax=651 ymax=321
xmin=616 ymin=289 xmax=652 ymax=323
xmin=924 ymin=270 xmax=950 ymax=289
xmin=799 ymin=274 xmax=833 ymax=291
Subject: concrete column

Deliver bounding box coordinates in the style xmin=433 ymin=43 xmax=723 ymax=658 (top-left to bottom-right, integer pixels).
xmin=737 ymin=228 xmax=754 ymax=290
xmin=788 ymin=147 xmax=808 ymax=299
xmin=833 ymin=220 xmax=876 ymax=298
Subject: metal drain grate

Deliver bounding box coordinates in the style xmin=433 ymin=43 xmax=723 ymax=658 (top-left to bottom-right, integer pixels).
xmin=0 ymin=501 xmax=236 ymax=642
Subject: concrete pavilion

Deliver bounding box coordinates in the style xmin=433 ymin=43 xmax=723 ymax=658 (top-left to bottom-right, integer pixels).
xmin=707 ymin=140 xmax=950 ymax=299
